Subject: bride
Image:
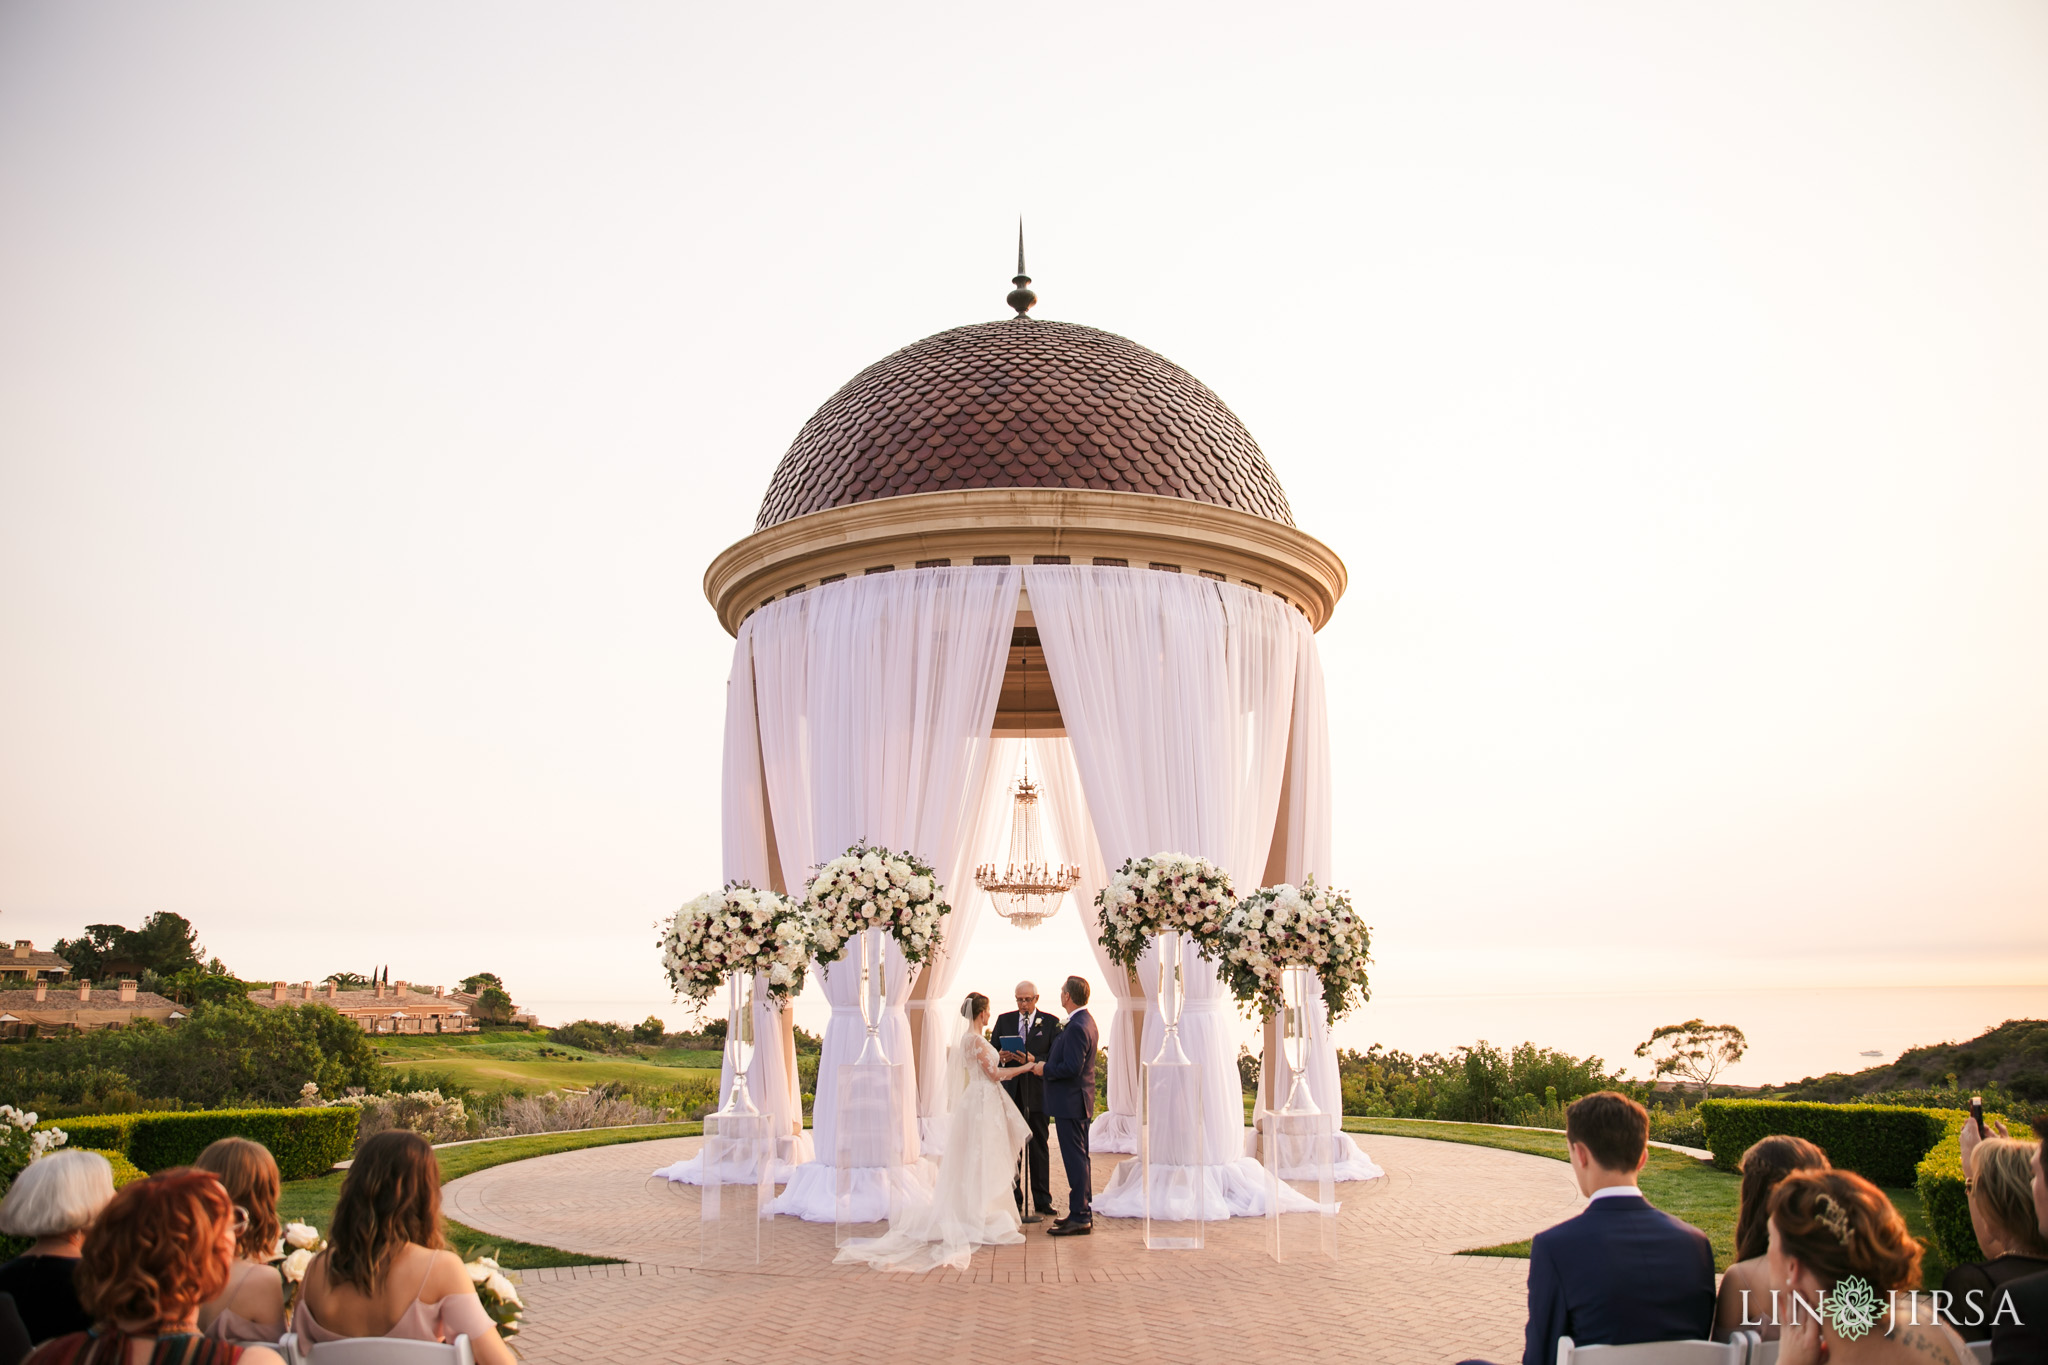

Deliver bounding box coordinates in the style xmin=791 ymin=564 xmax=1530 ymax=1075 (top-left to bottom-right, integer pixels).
xmin=835 ymin=991 xmax=1036 ymax=1273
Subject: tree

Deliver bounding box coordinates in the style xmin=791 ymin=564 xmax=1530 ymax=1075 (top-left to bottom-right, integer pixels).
xmin=1635 ymin=1020 xmax=1747 ymax=1098
xmin=53 ymin=913 xmax=208 ymax=981
xmin=633 ymin=1016 xmax=666 ymax=1046
xmin=325 ymin=972 xmax=371 ymax=990
xmin=460 ymin=972 xmax=505 ymax=995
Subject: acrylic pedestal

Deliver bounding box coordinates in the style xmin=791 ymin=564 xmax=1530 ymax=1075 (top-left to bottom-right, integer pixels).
xmin=1260 ymin=1107 xmax=1337 ymax=1263
xmin=1139 ymin=1054 xmax=1210 ymax=1250
xmin=698 ymin=1110 xmax=774 ymax=1267
xmin=833 ymin=1061 xmax=908 ymax=1250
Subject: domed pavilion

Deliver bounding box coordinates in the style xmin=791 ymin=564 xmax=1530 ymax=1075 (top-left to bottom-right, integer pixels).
xmin=691 ymin=254 xmax=1377 ymax=1222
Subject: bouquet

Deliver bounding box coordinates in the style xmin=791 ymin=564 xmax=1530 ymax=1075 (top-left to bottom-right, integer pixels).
xmin=465 ymin=1254 xmax=525 ymax=1340
xmin=279 ymin=1221 xmax=325 ymax=1309
xmin=803 ymin=842 xmax=949 ymax=968
xmin=1093 ymin=852 xmax=1237 ymax=970
xmin=660 ymin=882 xmax=811 ymax=1007
xmin=1217 ymin=877 xmax=1372 ymax=1023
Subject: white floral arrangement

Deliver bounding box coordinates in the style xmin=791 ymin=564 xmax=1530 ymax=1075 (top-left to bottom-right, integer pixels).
xmin=660 ymin=882 xmax=811 ymax=1007
xmin=279 ymin=1221 xmax=325 ymax=1305
xmin=802 ymin=842 xmax=949 ymax=969
xmin=0 ymin=1105 xmax=66 ymax=1169
xmin=1217 ymin=877 xmax=1372 ymax=1022
xmin=465 ymin=1254 xmax=525 ymax=1338
xmin=1094 ymin=852 xmax=1237 ymax=970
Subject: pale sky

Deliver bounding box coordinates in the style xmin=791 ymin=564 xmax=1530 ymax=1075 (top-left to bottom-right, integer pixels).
xmin=3 ymin=3 xmax=2044 ymax=1078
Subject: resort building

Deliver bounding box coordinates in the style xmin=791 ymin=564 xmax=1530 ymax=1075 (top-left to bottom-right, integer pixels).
xmin=0 ymin=940 xmax=74 ymax=982
xmin=245 ymin=979 xmax=482 ymax=1034
xmin=0 ymin=978 xmax=183 ymax=1036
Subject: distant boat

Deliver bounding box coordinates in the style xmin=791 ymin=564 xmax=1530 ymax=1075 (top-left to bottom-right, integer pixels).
xmin=1859 ymin=1050 xmax=1884 ymax=1057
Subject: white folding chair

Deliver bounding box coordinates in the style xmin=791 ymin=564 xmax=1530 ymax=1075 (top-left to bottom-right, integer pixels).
xmin=1557 ymin=1337 xmax=1746 ymax=1365
xmin=1966 ymin=1341 xmax=1992 ymax=1365
xmin=283 ymin=1335 xmax=476 ymax=1365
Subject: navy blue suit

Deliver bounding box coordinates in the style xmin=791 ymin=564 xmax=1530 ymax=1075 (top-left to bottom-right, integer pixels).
xmin=1521 ymin=1193 xmax=1715 ymax=1365
xmin=1041 ymin=1006 xmax=1098 ymax=1222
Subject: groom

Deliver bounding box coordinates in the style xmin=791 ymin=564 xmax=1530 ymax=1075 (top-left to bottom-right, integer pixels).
xmin=1036 ymin=975 xmax=1098 ymax=1236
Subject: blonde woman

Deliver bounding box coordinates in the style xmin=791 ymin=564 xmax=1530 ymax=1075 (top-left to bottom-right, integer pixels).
xmin=1941 ymin=1136 xmax=2048 ymax=1340
xmin=193 ymin=1139 xmax=286 ymax=1344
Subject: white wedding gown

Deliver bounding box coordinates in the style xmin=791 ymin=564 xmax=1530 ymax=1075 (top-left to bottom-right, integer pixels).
xmin=834 ymin=1032 xmax=1032 ymax=1273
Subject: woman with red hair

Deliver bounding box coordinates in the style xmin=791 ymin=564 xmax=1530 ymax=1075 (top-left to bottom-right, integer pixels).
xmin=26 ymin=1169 xmax=285 ymax=1365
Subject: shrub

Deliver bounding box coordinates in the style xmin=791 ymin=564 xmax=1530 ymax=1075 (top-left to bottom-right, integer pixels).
xmin=547 ymin=1019 xmax=634 ymax=1054
xmin=490 ymin=1085 xmax=669 ymax=1135
xmin=315 ymin=1086 xmax=472 ymax=1146
xmin=82 ymin=1147 xmax=147 ymax=1187
xmin=37 ymin=1107 xmax=359 ymax=1179
xmin=1698 ymin=1099 xmax=1950 ymax=1186
xmin=1914 ymin=1112 xmax=1982 ymax=1267
xmin=633 ymin=1016 xmax=666 ymax=1046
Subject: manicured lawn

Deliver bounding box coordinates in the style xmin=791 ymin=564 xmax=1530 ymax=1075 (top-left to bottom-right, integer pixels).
xmin=1342 ymin=1116 xmax=1941 ymax=1284
xmin=369 ymin=1033 xmax=719 ymax=1094
xmin=279 ymin=1122 xmax=701 ymax=1270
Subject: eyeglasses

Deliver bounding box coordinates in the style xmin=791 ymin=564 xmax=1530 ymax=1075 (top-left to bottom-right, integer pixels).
xmin=231 ymin=1206 xmax=250 ymax=1235
xmin=1016 ymin=996 xmax=1037 ymax=1004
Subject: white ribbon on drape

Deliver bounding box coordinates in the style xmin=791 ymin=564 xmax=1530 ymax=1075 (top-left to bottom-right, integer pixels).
xmin=653 ymin=616 xmax=813 ymax=1187
xmin=747 ymin=566 xmax=1021 ymax=1221
xmin=1024 ymin=566 xmax=1309 ymax=1217
xmin=913 ymin=735 xmax=1021 ymax=1152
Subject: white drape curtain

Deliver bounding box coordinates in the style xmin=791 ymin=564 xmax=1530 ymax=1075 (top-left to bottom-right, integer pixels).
xmin=913 ymin=736 xmax=1021 ymax=1151
xmin=747 ymin=566 xmax=1021 ymax=1221
xmin=1027 ymin=737 xmax=1140 ymax=1150
xmin=652 ymin=617 xmax=812 ymax=1186
xmin=1246 ymin=630 xmax=1383 ymax=1181
xmin=1025 ymin=566 xmax=1306 ymax=1217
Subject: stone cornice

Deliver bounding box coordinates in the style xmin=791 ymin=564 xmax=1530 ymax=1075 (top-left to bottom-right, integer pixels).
xmin=703 ymin=489 xmax=1347 ymax=636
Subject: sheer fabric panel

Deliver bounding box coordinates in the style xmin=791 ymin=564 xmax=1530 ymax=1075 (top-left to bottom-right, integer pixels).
xmin=750 ymin=566 xmax=1021 ymax=1220
xmin=1024 ymin=566 xmax=1309 ymax=1217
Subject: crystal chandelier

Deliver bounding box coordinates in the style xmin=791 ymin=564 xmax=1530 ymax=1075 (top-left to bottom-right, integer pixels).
xmin=975 ymin=664 xmax=1079 ymax=929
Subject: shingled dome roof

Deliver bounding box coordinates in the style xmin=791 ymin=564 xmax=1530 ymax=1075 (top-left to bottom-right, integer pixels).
xmin=753 ymin=319 xmax=1295 ymax=532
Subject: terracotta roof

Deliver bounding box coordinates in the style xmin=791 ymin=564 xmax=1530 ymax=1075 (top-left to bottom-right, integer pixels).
xmin=0 ymin=948 xmax=72 ymax=972
xmin=247 ymin=987 xmax=474 ymax=1012
xmin=0 ymin=989 xmax=179 ymax=1014
xmin=754 ymin=319 xmax=1295 ymax=532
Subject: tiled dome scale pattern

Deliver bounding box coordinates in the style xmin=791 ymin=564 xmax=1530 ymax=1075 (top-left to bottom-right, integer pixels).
xmin=754 ymin=319 xmax=1296 ymax=532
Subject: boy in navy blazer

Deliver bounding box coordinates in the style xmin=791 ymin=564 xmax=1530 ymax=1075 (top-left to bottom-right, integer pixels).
xmin=1519 ymin=1091 xmax=1715 ymax=1365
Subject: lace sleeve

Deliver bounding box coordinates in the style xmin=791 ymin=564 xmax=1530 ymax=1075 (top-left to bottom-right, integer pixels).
xmin=971 ymin=1036 xmax=1004 ymax=1082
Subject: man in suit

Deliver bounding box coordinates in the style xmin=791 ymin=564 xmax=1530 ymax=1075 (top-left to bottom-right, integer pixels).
xmin=1036 ymin=974 xmax=1098 ymax=1236
xmin=993 ymin=979 xmax=1061 ymax=1218
xmin=1517 ymin=1091 xmax=1715 ymax=1365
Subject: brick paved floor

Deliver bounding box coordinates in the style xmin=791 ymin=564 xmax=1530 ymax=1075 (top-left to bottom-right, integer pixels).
xmin=445 ymin=1134 xmax=1583 ymax=1364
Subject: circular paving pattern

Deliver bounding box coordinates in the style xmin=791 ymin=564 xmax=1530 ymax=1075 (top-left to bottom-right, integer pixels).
xmin=445 ymin=1134 xmax=1586 ymax=1365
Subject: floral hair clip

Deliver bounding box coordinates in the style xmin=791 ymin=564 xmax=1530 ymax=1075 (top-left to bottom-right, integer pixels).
xmin=1814 ymin=1192 xmax=1853 ymax=1245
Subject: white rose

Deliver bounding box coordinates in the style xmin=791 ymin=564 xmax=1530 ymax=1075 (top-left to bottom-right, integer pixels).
xmin=284 ymin=1222 xmax=320 ymax=1250
xmin=282 ymin=1249 xmax=315 ymax=1282
xmin=485 ymin=1272 xmax=523 ymax=1306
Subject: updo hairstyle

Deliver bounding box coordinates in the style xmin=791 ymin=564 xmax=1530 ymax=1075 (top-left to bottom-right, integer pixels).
xmin=1768 ymin=1168 xmax=1921 ymax=1292
xmin=960 ymin=991 xmax=989 ymax=1022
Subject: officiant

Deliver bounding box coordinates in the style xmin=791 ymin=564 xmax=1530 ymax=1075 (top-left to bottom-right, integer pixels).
xmin=993 ymin=980 xmax=1060 ymax=1218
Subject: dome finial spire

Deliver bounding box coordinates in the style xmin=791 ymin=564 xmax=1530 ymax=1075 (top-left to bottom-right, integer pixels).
xmin=1006 ymin=217 xmax=1036 ymax=319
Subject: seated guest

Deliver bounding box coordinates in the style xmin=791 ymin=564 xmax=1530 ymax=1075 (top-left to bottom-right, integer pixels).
xmin=1768 ymin=1168 xmax=1970 ymax=1365
xmin=0 ymin=1151 xmax=117 ymax=1346
xmin=1942 ymin=1137 xmax=2048 ymax=1340
xmin=1713 ymin=1135 xmax=1831 ymax=1340
xmin=25 ymin=1168 xmax=285 ymax=1365
xmin=1519 ymin=1091 xmax=1715 ymax=1365
xmin=291 ymin=1131 xmax=514 ymax=1365
xmin=1989 ymin=1114 xmax=2048 ymax=1365
xmin=192 ymin=1139 xmax=285 ymax=1345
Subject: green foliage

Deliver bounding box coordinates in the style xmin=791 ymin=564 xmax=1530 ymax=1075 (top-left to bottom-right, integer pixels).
xmin=326 ymin=972 xmax=372 ymax=990
xmin=1237 ymin=1044 xmax=1262 ymax=1094
xmin=1635 ymin=1021 xmax=1748 ymax=1097
xmin=1338 ymin=1040 xmax=1629 ymax=1124
xmin=791 ymin=1025 xmax=819 ymax=1053
xmin=548 ymin=1019 xmax=635 ymax=1054
xmin=52 ymin=913 xmax=209 ymax=981
xmin=0 ymin=1001 xmax=381 ymax=1112
xmin=471 ymin=986 xmax=515 ymax=1025
xmin=459 ymin=973 xmax=505 ymax=995
xmin=1914 ymin=1112 xmax=1981 ymax=1268
xmin=38 ymin=1107 xmax=358 ymax=1179
xmin=1760 ymin=1019 xmax=2048 ymax=1105
xmin=82 ymin=1147 xmax=146 ymax=1187
xmin=632 ymin=1016 xmax=666 ymax=1046
xmin=1698 ymin=1099 xmax=1951 ymax=1186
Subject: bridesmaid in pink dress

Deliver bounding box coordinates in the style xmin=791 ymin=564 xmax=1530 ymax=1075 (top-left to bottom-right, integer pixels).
xmin=194 ymin=1139 xmax=285 ymax=1345
xmin=289 ymin=1132 xmax=514 ymax=1365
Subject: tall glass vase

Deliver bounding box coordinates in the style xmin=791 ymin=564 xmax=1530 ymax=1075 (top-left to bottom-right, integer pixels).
xmin=1277 ymin=965 xmax=1317 ymax=1117
xmin=1140 ymin=929 xmax=1206 ymax=1250
xmin=853 ymin=927 xmax=890 ymax=1066
xmin=1262 ymin=963 xmax=1336 ymax=1262
xmin=718 ymin=971 xmax=759 ymax=1117
xmin=1149 ymin=929 xmax=1190 ymax=1067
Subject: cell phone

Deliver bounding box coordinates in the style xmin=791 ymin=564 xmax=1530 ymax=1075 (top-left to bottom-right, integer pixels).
xmin=1970 ymin=1095 xmax=1984 ymax=1137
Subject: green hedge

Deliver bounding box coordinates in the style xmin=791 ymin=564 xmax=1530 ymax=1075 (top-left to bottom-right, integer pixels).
xmin=39 ymin=1108 xmax=358 ymax=1180
xmin=1699 ymin=1099 xmax=1950 ymax=1187
xmin=1915 ymin=1112 xmax=1982 ymax=1267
